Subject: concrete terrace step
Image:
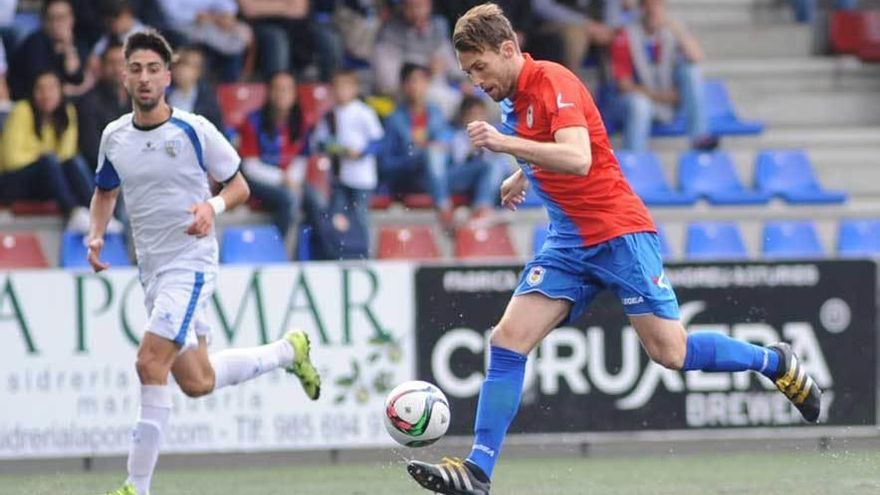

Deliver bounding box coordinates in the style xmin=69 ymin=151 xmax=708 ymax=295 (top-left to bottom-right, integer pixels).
xmin=703 ymin=57 xmax=880 ymax=92
xmin=691 ymin=24 xmax=813 ymax=59
xmin=727 ymin=89 xmax=880 ymax=126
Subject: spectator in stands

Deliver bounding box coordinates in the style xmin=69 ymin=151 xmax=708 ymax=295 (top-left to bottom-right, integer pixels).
xmin=9 ymin=0 xmax=89 ymax=100
xmin=331 ymin=0 xmax=383 ymax=64
xmin=446 ymin=95 xmax=508 ymax=225
xmin=372 ymin=0 xmax=461 ymax=96
xmin=239 ymin=0 xmax=340 ymax=81
xmin=88 ymin=0 xmax=147 ymax=75
xmin=238 ymin=71 xmax=312 ymax=243
xmin=531 ymin=0 xmax=617 ymax=73
xmin=380 ymin=63 xmax=454 ymax=230
xmin=157 ymin=0 xmax=253 ymax=81
xmin=0 ymin=71 xmax=121 ymax=233
xmin=610 ymin=0 xmax=717 ymax=151
xmin=312 ymin=68 xmax=384 ymax=237
xmin=77 ymin=40 xmax=130 ymax=171
xmin=166 ymin=45 xmax=224 ymax=131
xmin=0 ymin=42 xmax=9 ymax=110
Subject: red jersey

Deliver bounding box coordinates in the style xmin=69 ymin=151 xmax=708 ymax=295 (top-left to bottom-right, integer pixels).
xmin=499 ymin=53 xmax=655 ymax=248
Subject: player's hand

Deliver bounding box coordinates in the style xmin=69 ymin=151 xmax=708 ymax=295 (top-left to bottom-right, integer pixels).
xmin=500 ymin=172 xmax=528 ymax=211
xmin=86 ymin=237 xmax=110 ymax=273
xmin=186 ymin=202 xmax=215 ymax=238
xmin=468 ymin=120 xmax=507 ymax=153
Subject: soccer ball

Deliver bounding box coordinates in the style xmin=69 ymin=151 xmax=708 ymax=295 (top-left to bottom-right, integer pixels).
xmin=383 ymin=380 xmax=451 ymax=447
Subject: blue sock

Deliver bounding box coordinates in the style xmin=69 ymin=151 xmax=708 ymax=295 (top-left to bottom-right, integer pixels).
xmin=465 ymin=345 xmax=527 ymax=480
xmin=682 ymin=332 xmax=780 ymax=379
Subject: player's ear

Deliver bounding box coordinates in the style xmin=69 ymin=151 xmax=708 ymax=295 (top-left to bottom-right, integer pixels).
xmin=500 ymin=40 xmax=515 ymax=59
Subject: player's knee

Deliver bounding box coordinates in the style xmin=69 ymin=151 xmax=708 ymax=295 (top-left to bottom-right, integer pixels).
xmin=135 ymin=356 xmax=168 ymax=384
xmin=178 ymin=377 xmax=213 ymax=398
xmin=648 ymin=344 xmax=686 ymax=370
xmin=489 ymin=321 xmax=529 ymax=354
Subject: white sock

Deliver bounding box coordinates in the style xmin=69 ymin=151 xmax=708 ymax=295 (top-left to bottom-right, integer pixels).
xmin=209 ymin=340 xmax=294 ymax=390
xmin=127 ymin=385 xmax=172 ymax=495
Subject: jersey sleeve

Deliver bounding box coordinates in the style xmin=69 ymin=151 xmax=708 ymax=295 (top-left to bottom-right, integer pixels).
xmin=95 ymin=125 xmax=121 ymax=190
xmin=199 ymin=115 xmax=241 ymax=182
xmin=538 ymin=70 xmax=590 ymax=135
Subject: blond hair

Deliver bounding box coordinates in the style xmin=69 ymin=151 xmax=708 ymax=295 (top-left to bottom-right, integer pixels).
xmin=452 ymin=3 xmax=518 ymax=53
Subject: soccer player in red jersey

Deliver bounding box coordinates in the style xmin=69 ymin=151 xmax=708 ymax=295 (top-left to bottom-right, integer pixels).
xmin=406 ymin=4 xmax=822 ymax=494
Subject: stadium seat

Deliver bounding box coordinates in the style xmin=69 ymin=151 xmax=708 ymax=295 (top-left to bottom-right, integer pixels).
xmin=616 ymin=150 xmax=697 ymax=206
xmin=10 ymin=200 xmax=60 ymax=216
xmin=0 ymin=232 xmax=49 ymax=269
xmin=217 ymin=82 xmax=266 ymax=130
xmin=754 ymin=150 xmax=847 ymax=204
xmin=533 ymin=223 xmax=549 ymax=254
xmin=686 ymin=221 xmax=748 ymax=261
xmin=858 ymin=11 xmax=880 ymax=62
xmin=762 ymin=221 xmax=824 ymax=259
xmin=705 ymin=80 xmax=764 ymax=136
xmin=455 ymin=225 xmax=517 ymax=259
xmin=679 ymin=151 xmax=771 ymax=205
xmin=297 ymin=83 xmax=333 ymax=126
xmin=220 ymin=225 xmax=287 ymax=264
xmin=401 ymin=193 xmax=435 ymax=209
xmin=369 ymin=194 xmax=393 ymax=210
xmin=377 ymin=225 xmax=441 ymax=259
xmin=837 ymin=219 xmax=880 ymax=257
xmin=60 ymin=232 xmax=131 ymax=268
xmin=830 ymin=10 xmax=864 ymax=54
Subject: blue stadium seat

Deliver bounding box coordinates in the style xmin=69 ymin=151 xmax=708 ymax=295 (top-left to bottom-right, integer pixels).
xmin=754 ymin=150 xmax=847 ymax=204
xmin=762 ymin=221 xmax=824 ymax=259
xmin=686 ymin=221 xmax=748 ymax=260
xmin=679 ymin=151 xmax=771 ymax=205
xmin=705 ymin=80 xmax=765 ymax=136
xmin=220 ymin=225 xmax=287 ymax=264
xmin=837 ymin=219 xmax=880 ymax=257
xmin=616 ymin=151 xmax=697 ymax=206
xmin=533 ymin=223 xmax=549 ymax=254
xmin=61 ymin=232 xmax=130 ymax=268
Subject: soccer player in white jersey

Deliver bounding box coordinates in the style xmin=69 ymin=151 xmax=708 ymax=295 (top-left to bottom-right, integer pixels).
xmin=87 ymin=30 xmax=322 ymax=495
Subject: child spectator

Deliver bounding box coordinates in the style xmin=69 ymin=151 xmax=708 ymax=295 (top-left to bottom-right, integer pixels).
xmin=166 ymin=45 xmax=224 ymax=132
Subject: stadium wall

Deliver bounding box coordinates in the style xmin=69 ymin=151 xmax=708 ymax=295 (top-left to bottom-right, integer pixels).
xmin=0 ymin=260 xmax=877 ymax=460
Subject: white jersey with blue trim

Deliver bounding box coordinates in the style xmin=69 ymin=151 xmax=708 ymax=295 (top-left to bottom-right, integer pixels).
xmin=95 ymin=108 xmax=240 ymax=280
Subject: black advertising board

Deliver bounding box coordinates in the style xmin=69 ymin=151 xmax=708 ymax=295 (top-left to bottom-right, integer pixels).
xmin=415 ymin=261 xmax=877 ymax=434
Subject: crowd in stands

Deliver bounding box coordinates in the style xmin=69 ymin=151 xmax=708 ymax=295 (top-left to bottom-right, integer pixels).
xmin=0 ymin=0 xmax=864 ymax=265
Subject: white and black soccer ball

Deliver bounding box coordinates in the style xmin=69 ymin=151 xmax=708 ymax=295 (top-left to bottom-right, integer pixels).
xmin=383 ymin=380 xmax=451 ymax=447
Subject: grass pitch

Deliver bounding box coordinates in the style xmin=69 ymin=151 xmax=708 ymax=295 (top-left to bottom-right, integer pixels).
xmin=2 ymin=448 xmax=879 ymax=494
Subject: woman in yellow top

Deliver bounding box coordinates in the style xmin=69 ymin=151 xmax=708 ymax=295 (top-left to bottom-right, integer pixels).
xmin=0 ymin=70 xmax=96 ymax=232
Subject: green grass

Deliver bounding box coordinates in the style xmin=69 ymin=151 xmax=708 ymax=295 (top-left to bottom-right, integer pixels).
xmin=3 ymin=449 xmax=879 ymax=495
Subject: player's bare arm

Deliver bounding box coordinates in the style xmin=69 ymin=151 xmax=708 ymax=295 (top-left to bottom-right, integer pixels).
xmin=500 ymin=169 xmax=528 ymax=211
xmin=468 ymin=121 xmax=592 ymax=176
xmin=87 ymin=186 xmax=120 ymax=272
xmin=186 ymin=171 xmax=251 ymax=238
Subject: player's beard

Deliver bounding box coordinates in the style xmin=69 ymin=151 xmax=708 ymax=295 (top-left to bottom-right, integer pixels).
xmin=134 ymin=94 xmax=161 ymax=112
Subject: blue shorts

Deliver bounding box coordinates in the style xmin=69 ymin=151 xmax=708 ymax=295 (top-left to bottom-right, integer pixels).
xmin=514 ymin=232 xmax=680 ymax=323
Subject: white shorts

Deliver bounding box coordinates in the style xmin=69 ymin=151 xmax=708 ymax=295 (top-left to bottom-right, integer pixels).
xmin=143 ymin=269 xmax=216 ymax=350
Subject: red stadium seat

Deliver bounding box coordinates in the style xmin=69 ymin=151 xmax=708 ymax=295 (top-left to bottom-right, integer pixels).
xmin=830 ymin=10 xmax=864 ymax=54
xmin=378 ymin=225 xmax=440 ymax=259
xmin=370 ymin=194 xmax=393 ymax=210
xmin=297 ymin=83 xmax=333 ymax=127
xmin=402 ymin=193 xmax=435 ymax=209
xmin=858 ymin=11 xmax=880 ymax=62
xmin=455 ymin=225 xmax=517 ymax=259
xmin=217 ymin=82 xmax=266 ymax=129
xmin=0 ymin=232 xmax=49 ymax=268
xmin=10 ymin=200 xmax=60 ymax=216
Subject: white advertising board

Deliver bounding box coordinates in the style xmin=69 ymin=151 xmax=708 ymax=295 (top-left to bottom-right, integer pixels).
xmin=0 ymin=262 xmax=415 ymax=459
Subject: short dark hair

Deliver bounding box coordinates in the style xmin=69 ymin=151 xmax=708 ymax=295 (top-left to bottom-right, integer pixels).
xmin=101 ymin=37 xmax=125 ymax=60
xmin=400 ymin=62 xmax=430 ymax=85
xmin=124 ymin=29 xmax=173 ymax=66
xmin=99 ymin=0 xmax=132 ymax=20
xmin=41 ymin=0 xmax=72 ymax=18
xmin=458 ymin=95 xmax=485 ymax=121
